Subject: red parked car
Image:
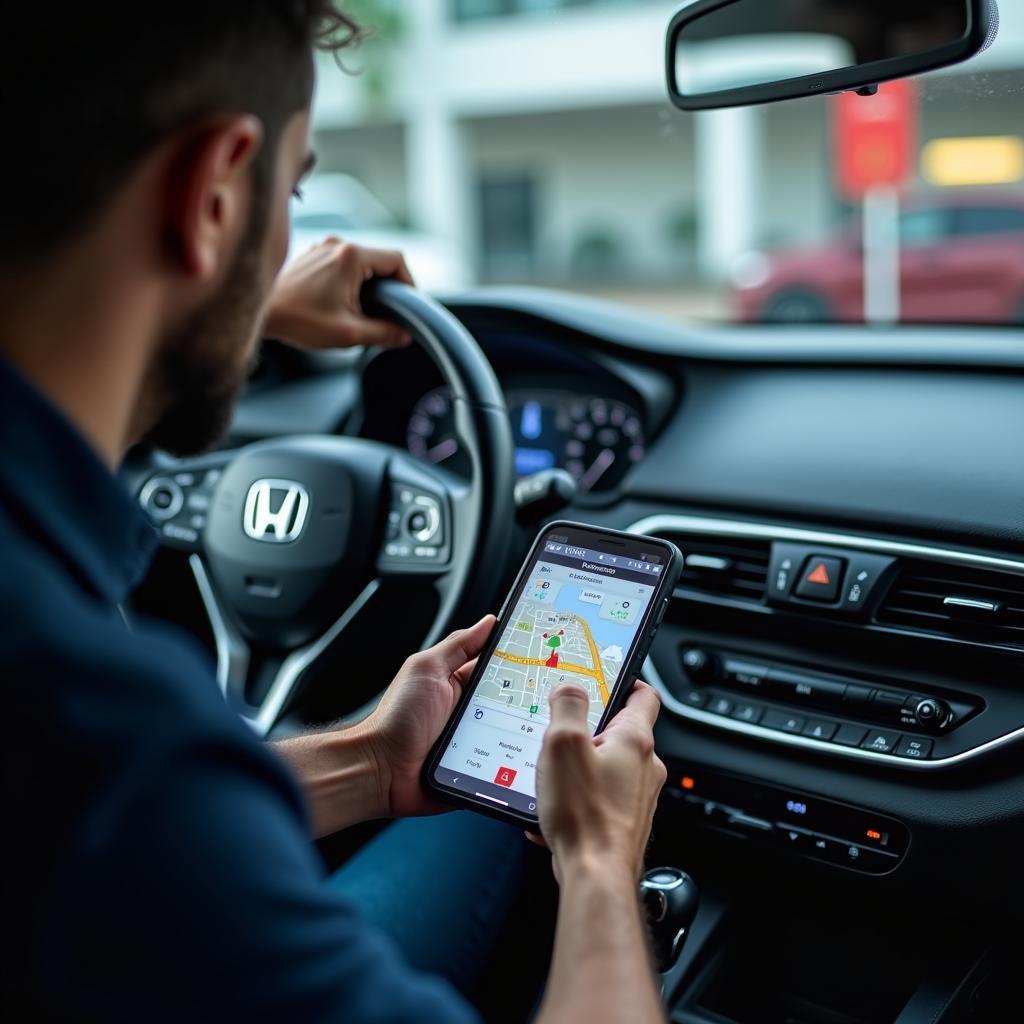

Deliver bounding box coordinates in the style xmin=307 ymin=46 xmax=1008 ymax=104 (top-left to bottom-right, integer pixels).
xmin=733 ymin=191 xmax=1024 ymax=325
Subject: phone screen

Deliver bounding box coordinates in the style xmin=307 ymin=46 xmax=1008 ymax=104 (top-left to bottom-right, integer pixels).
xmin=434 ymin=530 xmax=667 ymax=816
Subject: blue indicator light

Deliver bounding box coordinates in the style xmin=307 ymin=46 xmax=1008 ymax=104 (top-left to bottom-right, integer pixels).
xmin=515 ymin=447 xmax=556 ymax=474
xmin=520 ymin=400 xmax=543 ymax=441
xmin=786 ymin=800 xmax=808 ymax=816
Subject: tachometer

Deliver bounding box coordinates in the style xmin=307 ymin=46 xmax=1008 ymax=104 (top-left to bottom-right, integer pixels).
xmin=405 ymin=386 xmax=472 ymax=477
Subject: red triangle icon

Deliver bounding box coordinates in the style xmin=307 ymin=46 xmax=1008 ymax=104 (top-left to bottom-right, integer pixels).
xmin=807 ymin=563 xmax=831 ymax=585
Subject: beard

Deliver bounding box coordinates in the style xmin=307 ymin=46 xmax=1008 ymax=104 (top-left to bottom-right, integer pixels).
xmin=137 ymin=195 xmax=270 ymax=457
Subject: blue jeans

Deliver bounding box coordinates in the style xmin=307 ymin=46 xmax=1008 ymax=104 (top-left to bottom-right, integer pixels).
xmin=329 ymin=812 xmax=529 ymax=997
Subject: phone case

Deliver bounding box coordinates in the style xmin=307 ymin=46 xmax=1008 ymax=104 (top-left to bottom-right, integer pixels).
xmin=422 ymin=520 xmax=683 ymax=829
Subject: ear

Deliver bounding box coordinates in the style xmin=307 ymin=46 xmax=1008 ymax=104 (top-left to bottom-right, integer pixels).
xmin=165 ymin=115 xmax=264 ymax=281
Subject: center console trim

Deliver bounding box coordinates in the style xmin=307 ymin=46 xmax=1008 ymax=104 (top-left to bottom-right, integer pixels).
xmin=629 ymin=513 xmax=1024 ymax=770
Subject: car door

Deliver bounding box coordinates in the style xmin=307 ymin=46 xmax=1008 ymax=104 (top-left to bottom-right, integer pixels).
xmin=898 ymin=206 xmax=958 ymax=322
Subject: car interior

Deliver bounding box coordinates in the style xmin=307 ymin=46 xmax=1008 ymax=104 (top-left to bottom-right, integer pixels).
xmin=124 ymin=1 xmax=1022 ymax=1021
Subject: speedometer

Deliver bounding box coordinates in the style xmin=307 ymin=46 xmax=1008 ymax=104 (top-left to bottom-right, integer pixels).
xmin=508 ymin=392 xmax=645 ymax=493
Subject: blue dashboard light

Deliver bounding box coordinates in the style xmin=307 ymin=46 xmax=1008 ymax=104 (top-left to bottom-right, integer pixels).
xmin=786 ymin=800 xmax=808 ymax=816
xmin=520 ymin=400 xmax=543 ymax=441
xmin=515 ymin=448 xmax=556 ymax=475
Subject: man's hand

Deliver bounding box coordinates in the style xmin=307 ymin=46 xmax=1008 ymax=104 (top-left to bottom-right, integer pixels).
xmin=532 ymin=680 xmax=669 ymax=1024
xmin=264 ymin=237 xmax=414 ymax=350
xmin=358 ymin=615 xmax=495 ymax=818
xmin=274 ymin=616 xmax=494 ymax=837
xmin=535 ymin=680 xmax=667 ymax=883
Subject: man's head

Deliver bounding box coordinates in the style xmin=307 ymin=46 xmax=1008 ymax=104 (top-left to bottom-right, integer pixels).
xmin=0 ymin=3 xmax=360 ymax=457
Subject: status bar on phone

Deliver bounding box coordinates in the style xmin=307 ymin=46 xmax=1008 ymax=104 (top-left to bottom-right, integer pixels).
xmin=543 ymin=541 xmax=664 ymax=575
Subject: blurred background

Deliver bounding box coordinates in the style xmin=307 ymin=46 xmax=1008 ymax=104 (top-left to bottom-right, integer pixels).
xmin=300 ymin=0 xmax=1024 ymax=325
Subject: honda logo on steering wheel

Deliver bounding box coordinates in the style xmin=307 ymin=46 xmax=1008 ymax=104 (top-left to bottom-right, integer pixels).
xmin=243 ymin=479 xmax=310 ymax=543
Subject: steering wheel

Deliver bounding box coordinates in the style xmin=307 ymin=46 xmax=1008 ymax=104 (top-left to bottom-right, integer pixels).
xmin=132 ymin=280 xmax=516 ymax=736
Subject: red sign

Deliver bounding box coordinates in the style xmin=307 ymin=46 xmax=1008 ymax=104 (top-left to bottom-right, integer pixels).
xmin=494 ymin=766 xmax=517 ymax=788
xmin=833 ymin=79 xmax=918 ymax=199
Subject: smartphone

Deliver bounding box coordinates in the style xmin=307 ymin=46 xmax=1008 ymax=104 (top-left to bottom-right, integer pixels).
xmin=424 ymin=521 xmax=682 ymax=828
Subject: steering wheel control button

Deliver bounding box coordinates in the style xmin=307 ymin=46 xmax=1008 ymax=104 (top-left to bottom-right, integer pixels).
xmin=832 ymin=724 xmax=869 ymax=747
xmin=730 ymin=703 xmax=764 ymax=725
xmin=860 ymin=730 xmax=901 ymax=754
xmin=895 ymin=736 xmax=934 ymax=760
xmin=140 ymin=478 xmax=184 ymax=521
xmin=794 ymin=556 xmax=845 ymax=603
xmin=761 ymin=710 xmax=806 ymax=734
xmin=162 ymin=522 xmax=199 ymax=545
xmin=802 ymin=719 xmax=838 ymax=741
xmin=405 ymin=496 xmax=441 ymax=544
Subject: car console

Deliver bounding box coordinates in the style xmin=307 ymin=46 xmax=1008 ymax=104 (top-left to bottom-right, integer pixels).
xmin=662 ymin=765 xmax=909 ymax=875
xmin=630 ymin=514 xmax=1024 ymax=771
xmin=669 ymin=646 xmax=978 ymax=764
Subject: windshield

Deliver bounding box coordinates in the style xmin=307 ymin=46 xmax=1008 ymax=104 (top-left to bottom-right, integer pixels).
xmin=309 ymin=0 xmax=1024 ymax=327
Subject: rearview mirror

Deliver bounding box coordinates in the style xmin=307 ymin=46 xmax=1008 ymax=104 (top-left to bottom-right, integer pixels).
xmin=666 ymin=0 xmax=997 ymax=111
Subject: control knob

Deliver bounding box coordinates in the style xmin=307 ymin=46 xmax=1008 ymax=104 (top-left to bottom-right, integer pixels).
xmin=681 ymin=648 xmax=719 ymax=685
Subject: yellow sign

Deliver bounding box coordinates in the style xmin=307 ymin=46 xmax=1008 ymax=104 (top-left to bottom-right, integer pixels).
xmin=922 ymin=136 xmax=1024 ymax=187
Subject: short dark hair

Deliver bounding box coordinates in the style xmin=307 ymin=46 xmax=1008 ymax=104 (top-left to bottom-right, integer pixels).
xmin=0 ymin=3 xmax=362 ymax=266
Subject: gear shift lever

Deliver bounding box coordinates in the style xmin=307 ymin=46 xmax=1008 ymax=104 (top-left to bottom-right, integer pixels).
xmin=640 ymin=868 xmax=699 ymax=975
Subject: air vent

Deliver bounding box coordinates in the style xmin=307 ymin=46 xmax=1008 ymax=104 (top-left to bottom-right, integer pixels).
xmin=657 ymin=533 xmax=770 ymax=603
xmin=877 ymin=560 xmax=1024 ymax=648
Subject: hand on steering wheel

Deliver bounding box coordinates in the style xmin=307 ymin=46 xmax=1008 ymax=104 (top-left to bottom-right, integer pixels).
xmin=264 ymin=237 xmax=415 ymax=350
xmin=131 ymin=280 xmax=515 ymax=738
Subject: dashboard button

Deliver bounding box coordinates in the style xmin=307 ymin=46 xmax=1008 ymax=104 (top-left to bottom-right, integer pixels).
xmin=761 ymin=710 xmax=805 ymax=734
xmin=769 ymin=669 xmax=845 ymax=708
xmin=860 ymin=730 xmax=901 ymax=754
xmin=777 ymin=824 xmax=812 ymax=850
xmin=708 ymin=696 xmax=734 ymax=716
xmin=794 ymin=556 xmax=845 ymax=603
xmin=839 ymin=553 xmax=897 ymax=614
xmin=832 ymin=724 xmax=869 ymax=747
xmin=723 ymin=659 xmax=771 ymax=692
xmin=731 ymin=703 xmax=763 ymax=724
xmin=801 ymin=719 xmax=838 ymax=741
xmin=767 ymin=543 xmax=806 ymax=599
xmin=681 ymin=648 xmax=718 ymax=685
xmin=894 ymin=736 xmax=933 ymax=760
xmin=809 ymin=834 xmax=841 ymax=859
xmin=842 ymin=684 xmax=875 ymax=711
xmin=871 ymin=690 xmax=910 ymax=721
xmin=725 ymin=811 xmax=774 ymax=836
xmin=676 ymin=686 xmax=707 ymax=708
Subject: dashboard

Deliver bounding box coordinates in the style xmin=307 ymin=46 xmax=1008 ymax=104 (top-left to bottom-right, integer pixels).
xmin=357 ymin=322 xmax=678 ymax=499
xmin=223 ymin=289 xmax=1024 ymax=1017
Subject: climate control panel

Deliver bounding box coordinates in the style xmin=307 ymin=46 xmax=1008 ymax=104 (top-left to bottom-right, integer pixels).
xmin=662 ymin=765 xmax=910 ymax=875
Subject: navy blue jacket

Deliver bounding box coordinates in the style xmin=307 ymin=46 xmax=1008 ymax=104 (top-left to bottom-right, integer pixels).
xmin=0 ymin=357 xmax=476 ymax=1022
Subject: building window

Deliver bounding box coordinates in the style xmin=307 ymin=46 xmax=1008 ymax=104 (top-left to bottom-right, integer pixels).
xmin=478 ymin=174 xmax=538 ymax=281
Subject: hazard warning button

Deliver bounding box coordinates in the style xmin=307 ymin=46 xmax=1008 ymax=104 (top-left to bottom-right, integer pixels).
xmin=794 ymin=556 xmax=845 ymax=603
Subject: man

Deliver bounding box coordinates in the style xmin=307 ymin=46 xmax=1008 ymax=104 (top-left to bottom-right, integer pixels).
xmin=1 ymin=5 xmax=668 ymax=1021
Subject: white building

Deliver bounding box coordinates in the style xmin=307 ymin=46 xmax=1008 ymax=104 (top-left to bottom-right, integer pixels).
xmin=311 ymin=0 xmax=1024 ymax=287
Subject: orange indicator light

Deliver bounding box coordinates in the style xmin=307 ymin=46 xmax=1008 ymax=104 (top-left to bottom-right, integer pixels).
xmin=681 ymin=776 xmax=696 ymax=791
xmin=866 ymin=829 xmax=882 ymax=841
